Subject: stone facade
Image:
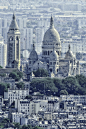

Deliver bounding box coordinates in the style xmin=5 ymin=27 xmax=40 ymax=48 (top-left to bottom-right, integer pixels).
xmin=7 ymin=14 xmax=20 ymax=69
xmin=26 ymin=16 xmax=80 ymax=79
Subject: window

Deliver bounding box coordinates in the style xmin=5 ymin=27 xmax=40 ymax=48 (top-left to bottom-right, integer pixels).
xmin=50 ymin=69 xmax=52 ymax=72
xmin=50 ymin=62 xmax=52 ymax=65
xmin=10 ymin=36 xmax=13 ymax=41
xmin=53 ymin=62 xmax=56 ymax=65
xmin=16 ymin=36 xmax=19 ymax=40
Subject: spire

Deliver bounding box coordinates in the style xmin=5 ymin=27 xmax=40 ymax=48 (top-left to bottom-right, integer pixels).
xmin=50 ymin=15 xmax=54 ymax=28
xmin=9 ymin=13 xmax=19 ymax=31
xmin=33 ymin=43 xmax=35 ymax=50
xmin=13 ymin=13 xmax=16 ymax=20
xmin=68 ymin=44 xmax=70 ymax=50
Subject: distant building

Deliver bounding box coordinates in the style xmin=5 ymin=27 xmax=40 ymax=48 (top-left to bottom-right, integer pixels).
xmin=15 ymin=99 xmax=40 ymax=115
xmin=0 ymin=35 xmax=7 ymax=68
xmin=26 ymin=28 xmax=33 ymax=50
xmin=4 ymin=88 xmax=29 ymax=105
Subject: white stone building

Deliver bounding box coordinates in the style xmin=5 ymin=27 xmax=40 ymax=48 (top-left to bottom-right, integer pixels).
xmin=12 ymin=112 xmax=28 ymax=125
xmin=4 ymin=88 xmax=29 ymax=105
xmin=26 ymin=16 xmax=80 ymax=79
xmin=15 ymin=99 xmax=40 ymax=115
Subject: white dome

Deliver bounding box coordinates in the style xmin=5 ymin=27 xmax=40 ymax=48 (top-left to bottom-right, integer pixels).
xmin=43 ymin=16 xmax=61 ymax=45
xmin=65 ymin=44 xmax=75 ymax=60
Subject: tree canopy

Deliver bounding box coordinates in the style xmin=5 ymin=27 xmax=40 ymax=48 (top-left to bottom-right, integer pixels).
xmin=30 ymin=78 xmax=58 ymax=96
xmin=30 ymin=75 xmax=86 ymax=96
xmin=9 ymin=70 xmax=23 ymax=81
xmin=0 ymin=66 xmax=3 ymax=68
xmin=16 ymin=82 xmax=24 ymax=89
xmin=33 ymin=68 xmax=48 ymax=77
xmin=0 ymin=83 xmax=10 ymax=96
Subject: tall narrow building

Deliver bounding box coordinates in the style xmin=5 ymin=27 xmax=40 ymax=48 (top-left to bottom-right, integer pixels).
xmin=7 ymin=13 xmax=20 ymax=69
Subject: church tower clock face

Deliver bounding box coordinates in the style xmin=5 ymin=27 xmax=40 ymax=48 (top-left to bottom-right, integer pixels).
xmin=7 ymin=13 xmax=20 ymax=69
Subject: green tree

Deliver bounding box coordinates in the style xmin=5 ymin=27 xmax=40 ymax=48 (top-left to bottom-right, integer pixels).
xmin=17 ymin=71 xmax=23 ymax=78
xmin=59 ymin=90 xmax=68 ymax=95
xmin=16 ymin=82 xmax=24 ymax=89
xmin=76 ymin=74 xmax=86 ymax=88
xmin=33 ymin=68 xmax=48 ymax=77
xmin=0 ymin=65 xmax=3 ymax=68
xmin=0 ymin=73 xmax=6 ymax=77
xmin=53 ymin=78 xmax=64 ymax=96
xmin=27 ymin=124 xmax=33 ymax=129
xmin=14 ymin=123 xmax=20 ymax=129
xmin=9 ymin=72 xmax=20 ymax=81
xmin=0 ymin=118 xmax=10 ymax=128
xmin=0 ymin=83 xmax=8 ymax=96
xmin=75 ymin=75 xmax=86 ymax=94
xmin=30 ymin=78 xmax=58 ymax=96
xmin=22 ymin=125 xmax=28 ymax=129
xmin=25 ymin=95 xmax=32 ymax=100
xmin=9 ymin=70 xmax=23 ymax=81
xmin=2 ymin=118 xmax=10 ymax=123
xmin=62 ymin=77 xmax=80 ymax=94
xmin=33 ymin=126 xmax=43 ymax=129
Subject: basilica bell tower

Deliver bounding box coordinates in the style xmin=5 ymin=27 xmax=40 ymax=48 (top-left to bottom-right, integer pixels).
xmin=7 ymin=13 xmax=20 ymax=69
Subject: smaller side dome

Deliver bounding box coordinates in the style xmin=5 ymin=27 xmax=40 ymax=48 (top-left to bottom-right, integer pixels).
xmin=49 ymin=45 xmax=59 ymax=61
xmin=65 ymin=44 xmax=75 ymax=60
xmin=29 ymin=44 xmax=38 ymax=61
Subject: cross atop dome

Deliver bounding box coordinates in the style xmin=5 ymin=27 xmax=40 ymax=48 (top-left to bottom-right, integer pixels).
xmin=33 ymin=43 xmax=35 ymax=50
xmin=68 ymin=44 xmax=71 ymax=50
xmin=50 ymin=15 xmax=54 ymax=28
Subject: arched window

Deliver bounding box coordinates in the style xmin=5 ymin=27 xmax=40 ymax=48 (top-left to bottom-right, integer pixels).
xmin=50 ymin=62 xmax=52 ymax=65
xmin=10 ymin=36 xmax=13 ymax=41
xmin=16 ymin=36 xmax=19 ymax=40
xmin=48 ymin=51 xmax=49 ymax=55
xmin=50 ymin=69 xmax=52 ymax=72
